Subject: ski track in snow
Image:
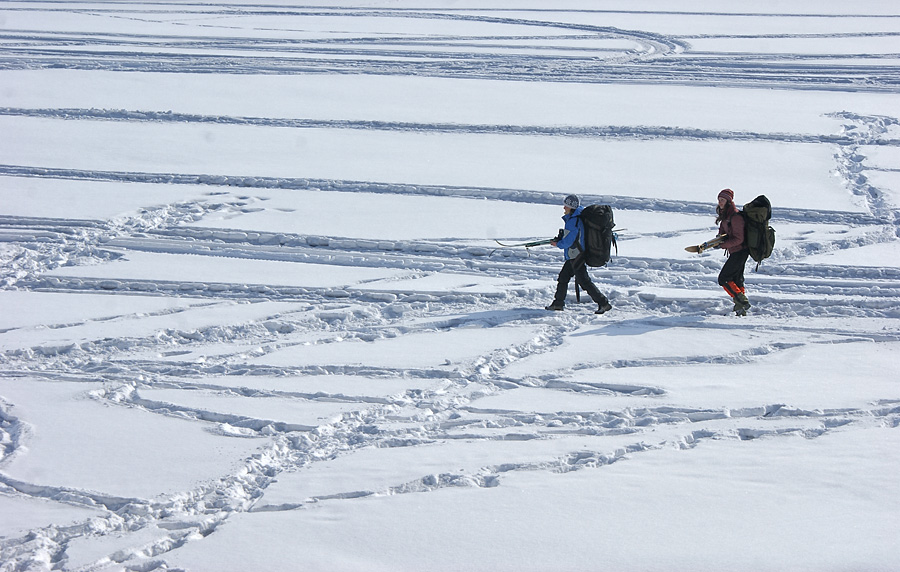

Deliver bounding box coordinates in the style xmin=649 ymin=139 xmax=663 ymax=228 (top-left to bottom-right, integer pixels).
xmin=1 ymin=4 xmax=900 ymax=571
xmin=0 ymin=5 xmax=898 ymax=91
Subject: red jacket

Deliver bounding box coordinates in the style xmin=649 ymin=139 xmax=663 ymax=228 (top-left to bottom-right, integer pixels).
xmin=718 ymin=206 xmax=745 ymax=254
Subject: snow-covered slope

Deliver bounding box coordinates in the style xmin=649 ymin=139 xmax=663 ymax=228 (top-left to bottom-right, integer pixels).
xmin=1 ymin=2 xmax=898 ymax=571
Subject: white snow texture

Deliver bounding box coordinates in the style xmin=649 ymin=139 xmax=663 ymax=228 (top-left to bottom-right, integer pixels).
xmin=1 ymin=2 xmax=899 ymax=571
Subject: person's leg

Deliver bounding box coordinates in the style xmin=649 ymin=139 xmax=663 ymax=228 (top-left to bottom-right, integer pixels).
xmin=718 ymin=250 xmax=751 ymax=314
xmin=718 ymin=250 xmax=748 ymax=294
xmin=734 ymin=251 xmax=749 ymax=292
xmin=573 ymin=263 xmax=612 ymax=313
xmin=547 ymin=262 xmax=575 ymax=309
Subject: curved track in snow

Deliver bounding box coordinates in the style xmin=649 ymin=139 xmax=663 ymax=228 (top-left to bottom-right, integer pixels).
xmin=1 ymin=3 xmax=899 ymax=571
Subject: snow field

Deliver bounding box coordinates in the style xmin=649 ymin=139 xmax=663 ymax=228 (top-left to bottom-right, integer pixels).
xmin=1 ymin=2 xmax=899 ymax=571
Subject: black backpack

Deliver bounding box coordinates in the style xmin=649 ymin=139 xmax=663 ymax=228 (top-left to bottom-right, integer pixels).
xmin=741 ymin=195 xmax=776 ymax=270
xmin=578 ymin=204 xmax=617 ymax=267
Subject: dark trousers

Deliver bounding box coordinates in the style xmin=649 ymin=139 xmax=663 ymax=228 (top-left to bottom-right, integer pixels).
xmin=718 ymin=248 xmax=750 ymax=296
xmin=554 ymin=259 xmax=607 ymax=305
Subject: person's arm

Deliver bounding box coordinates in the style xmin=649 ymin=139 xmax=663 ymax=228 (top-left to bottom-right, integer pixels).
xmin=555 ymin=219 xmax=579 ymax=251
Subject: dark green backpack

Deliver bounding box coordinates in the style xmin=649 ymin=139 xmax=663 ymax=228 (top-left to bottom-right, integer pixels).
xmin=741 ymin=195 xmax=776 ymax=270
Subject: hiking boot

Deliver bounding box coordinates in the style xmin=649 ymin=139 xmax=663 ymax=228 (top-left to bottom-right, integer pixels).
xmin=545 ymin=301 xmax=565 ymax=311
xmin=733 ymin=293 xmax=750 ymax=316
xmin=595 ymin=301 xmax=612 ymax=315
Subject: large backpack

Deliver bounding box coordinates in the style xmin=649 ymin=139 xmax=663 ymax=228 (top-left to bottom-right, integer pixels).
xmin=578 ymin=204 xmax=617 ymax=267
xmin=741 ymin=195 xmax=776 ymax=270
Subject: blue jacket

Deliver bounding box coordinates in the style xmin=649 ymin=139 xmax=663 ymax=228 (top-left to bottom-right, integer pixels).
xmin=557 ymin=206 xmax=585 ymax=261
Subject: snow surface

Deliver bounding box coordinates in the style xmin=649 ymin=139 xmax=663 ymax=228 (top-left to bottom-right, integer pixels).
xmin=1 ymin=2 xmax=899 ymax=571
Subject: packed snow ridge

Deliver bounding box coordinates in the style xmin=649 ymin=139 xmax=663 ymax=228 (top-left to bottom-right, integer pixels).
xmin=1 ymin=3 xmax=899 ymax=571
